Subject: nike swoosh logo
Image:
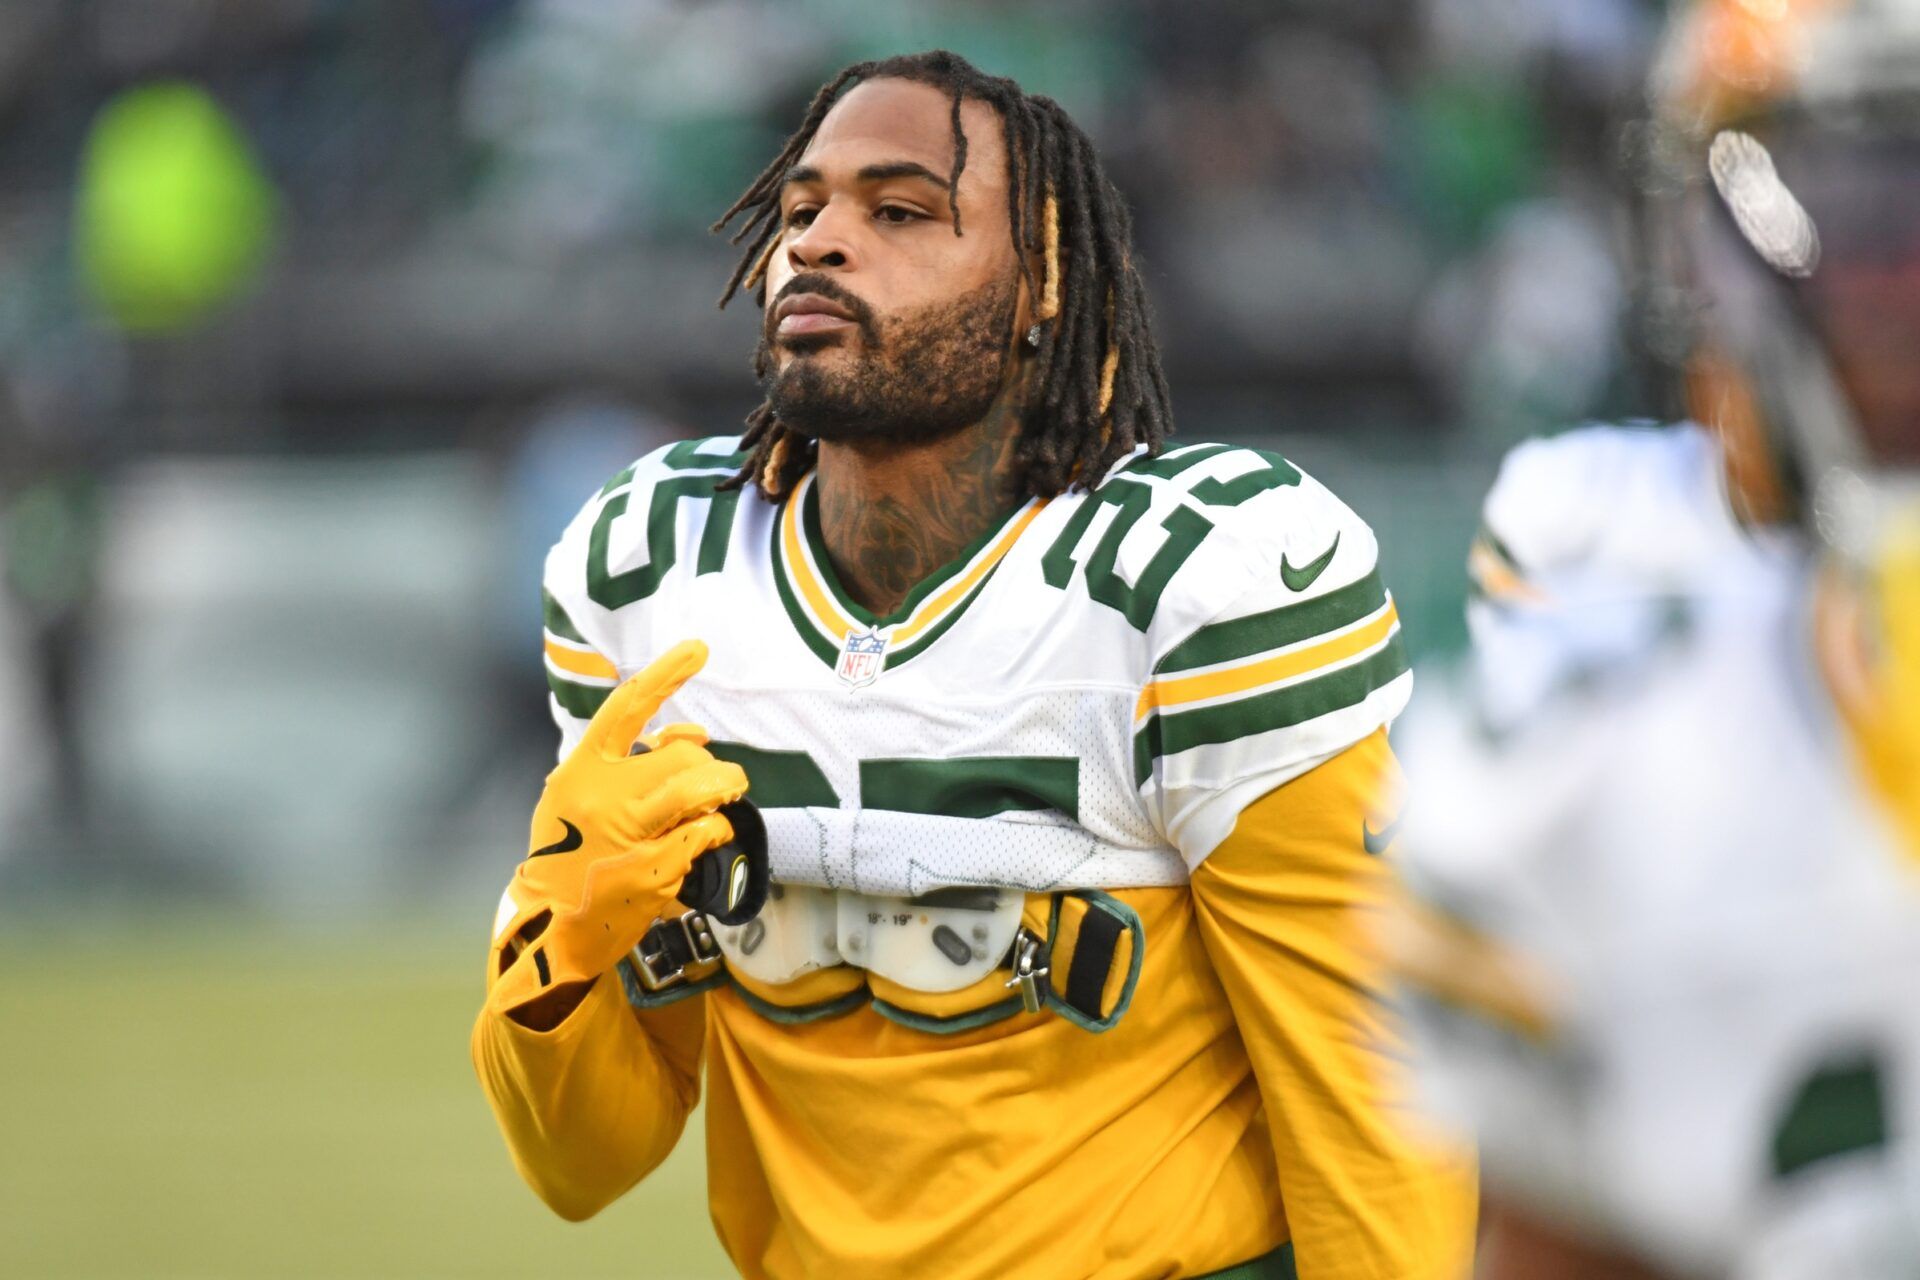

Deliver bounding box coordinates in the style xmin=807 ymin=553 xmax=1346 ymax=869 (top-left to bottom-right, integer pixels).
xmin=1280 ymin=533 xmax=1340 ymax=592
xmin=530 ymin=819 xmax=583 ymax=858
xmin=1362 ymin=814 xmax=1401 ymax=856
xmin=725 ymin=853 xmax=751 ymax=913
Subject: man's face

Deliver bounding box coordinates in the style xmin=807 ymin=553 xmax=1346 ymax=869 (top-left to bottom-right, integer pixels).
xmin=759 ymin=78 xmax=1028 ymax=445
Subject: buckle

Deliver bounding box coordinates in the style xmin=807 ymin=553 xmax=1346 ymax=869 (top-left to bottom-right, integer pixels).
xmin=1001 ymin=929 xmax=1051 ymax=1014
xmin=632 ymin=910 xmax=722 ymax=991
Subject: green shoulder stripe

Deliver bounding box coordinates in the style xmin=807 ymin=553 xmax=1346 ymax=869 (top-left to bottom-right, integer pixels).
xmin=541 ymin=589 xmax=587 ymax=643
xmin=1134 ymin=635 xmax=1409 ymax=786
xmin=1157 ymin=570 xmax=1388 ymax=674
xmin=548 ymin=670 xmax=612 ymax=719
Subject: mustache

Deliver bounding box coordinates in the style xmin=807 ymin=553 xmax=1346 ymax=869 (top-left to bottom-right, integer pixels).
xmin=767 ymin=272 xmax=877 ymax=337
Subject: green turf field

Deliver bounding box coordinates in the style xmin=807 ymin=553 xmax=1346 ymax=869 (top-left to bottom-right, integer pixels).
xmin=0 ymin=918 xmax=733 ymax=1279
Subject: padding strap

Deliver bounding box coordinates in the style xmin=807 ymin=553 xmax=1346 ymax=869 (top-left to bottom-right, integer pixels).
xmin=1043 ymin=890 xmax=1145 ymax=1033
xmin=1065 ymin=903 xmax=1124 ymax=1015
xmin=617 ymin=954 xmax=723 ymax=1009
xmin=629 ymin=910 xmax=724 ymax=994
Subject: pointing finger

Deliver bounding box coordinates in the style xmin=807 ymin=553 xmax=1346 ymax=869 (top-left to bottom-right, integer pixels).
xmin=582 ymin=639 xmax=710 ymax=758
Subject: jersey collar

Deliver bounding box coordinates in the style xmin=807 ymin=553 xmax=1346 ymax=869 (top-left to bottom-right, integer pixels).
xmin=770 ymin=470 xmax=1048 ymax=674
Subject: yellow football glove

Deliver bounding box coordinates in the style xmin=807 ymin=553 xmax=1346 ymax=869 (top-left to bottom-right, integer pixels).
xmin=487 ymin=640 xmax=748 ymax=1024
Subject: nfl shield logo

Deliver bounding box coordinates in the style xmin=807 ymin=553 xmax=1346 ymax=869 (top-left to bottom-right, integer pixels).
xmin=836 ymin=627 xmax=889 ymax=689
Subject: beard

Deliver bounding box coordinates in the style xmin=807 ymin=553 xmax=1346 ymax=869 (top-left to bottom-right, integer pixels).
xmin=759 ymin=271 xmax=1018 ymax=445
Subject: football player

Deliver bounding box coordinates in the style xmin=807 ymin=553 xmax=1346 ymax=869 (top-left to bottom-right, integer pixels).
xmin=1390 ymin=3 xmax=1920 ymax=1276
xmin=470 ymin=50 xmax=1475 ymax=1280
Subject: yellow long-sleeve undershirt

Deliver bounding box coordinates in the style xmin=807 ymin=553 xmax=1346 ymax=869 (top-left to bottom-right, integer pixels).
xmin=471 ymin=970 xmax=706 ymax=1222
xmin=471 ymin=729 xmax=1475 ymax=1278
xmin=1188 ymin=729 xmax=1477 ymax=1279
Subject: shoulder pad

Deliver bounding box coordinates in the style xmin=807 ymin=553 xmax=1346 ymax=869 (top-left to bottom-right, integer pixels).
xmin=1082 ymin=444 xmax=1409 ymax=862
xmin=1477 ymin=422 xmax=1732 ymax=597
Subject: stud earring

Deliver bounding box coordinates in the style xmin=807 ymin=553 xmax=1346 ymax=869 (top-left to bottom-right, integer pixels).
xmin=1027 ymin=324 xmax=1044 ymax=348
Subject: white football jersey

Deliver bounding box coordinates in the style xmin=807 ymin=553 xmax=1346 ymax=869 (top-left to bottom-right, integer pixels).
xmin=1396 ymin=547 xmax=1920 ymax=1279
xmin=1466 ymin=422 xmax=1773 ymax=730
xmin=537 ymin=435 xmax=1411 ymax=897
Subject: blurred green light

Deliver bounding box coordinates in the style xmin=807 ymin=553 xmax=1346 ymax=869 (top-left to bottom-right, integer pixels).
xmin=75 ymin=80 xmax=279 ymax=334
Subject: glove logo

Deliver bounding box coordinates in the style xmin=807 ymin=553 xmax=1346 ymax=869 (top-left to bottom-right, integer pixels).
xmin=530 ymin=819 xmax=584 ymax=858
xmin=726 ymin=852 xmax=751 ymax=913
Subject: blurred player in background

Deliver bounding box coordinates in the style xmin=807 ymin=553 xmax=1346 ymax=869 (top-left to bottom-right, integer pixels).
xmin=1392 ymin=1 xmax=1920 ymax=1276
xmin=470 ymin=50 xmax=1475 ymax=1280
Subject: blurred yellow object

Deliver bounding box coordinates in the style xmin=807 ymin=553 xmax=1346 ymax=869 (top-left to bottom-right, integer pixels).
xmin=1683 ymin=347 xmax=1794 ymax=526
xmin=75 ymin=80 xmax=279 ymax=333
xmin=1823 ymin=509 xmax=1920 ymax=865
xmin=1464 ymin=529 xmax=1546 ymax=606
xmin=1382 ymin=894 xmax=1561 ymax=1043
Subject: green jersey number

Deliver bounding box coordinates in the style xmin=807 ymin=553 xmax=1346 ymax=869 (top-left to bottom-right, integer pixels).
xmin=1041 ymin=447 xmax=1300 ymax=629
xmin=587 ymin=443 xmax=747 ymax=610
xmin=707 ymin=744 xmax=1080 ymax=822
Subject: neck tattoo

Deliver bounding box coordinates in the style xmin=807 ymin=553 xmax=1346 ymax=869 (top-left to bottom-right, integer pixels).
xmin=814 ymin=394 xmax=1027 ymax=618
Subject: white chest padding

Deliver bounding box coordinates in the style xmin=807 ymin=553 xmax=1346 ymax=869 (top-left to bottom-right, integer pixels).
xmin=712 ymin=883 xmax=1027 ymax=994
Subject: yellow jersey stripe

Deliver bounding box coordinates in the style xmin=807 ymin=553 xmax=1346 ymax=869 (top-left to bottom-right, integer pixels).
xmin=543 ymin=638 xmax=619 ymax=681
xmin=782 ymin=477 xmax=859 ymax=640
xmin=1135 ymin=601 xmax=1399 ymax=721
xmin=890 ymin=501 xmax=1049 ymax=645
xmin=780 ymin=474 xmax=1045 ymax=648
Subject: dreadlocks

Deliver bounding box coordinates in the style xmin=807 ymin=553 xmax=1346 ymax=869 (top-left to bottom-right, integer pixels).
xmin=712 ymin=49 xmax=1173 ymax=501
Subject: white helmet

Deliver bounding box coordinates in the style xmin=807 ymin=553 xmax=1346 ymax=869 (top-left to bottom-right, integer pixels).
xmin=1642 ymin=0 xmax=1920 ymax=555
